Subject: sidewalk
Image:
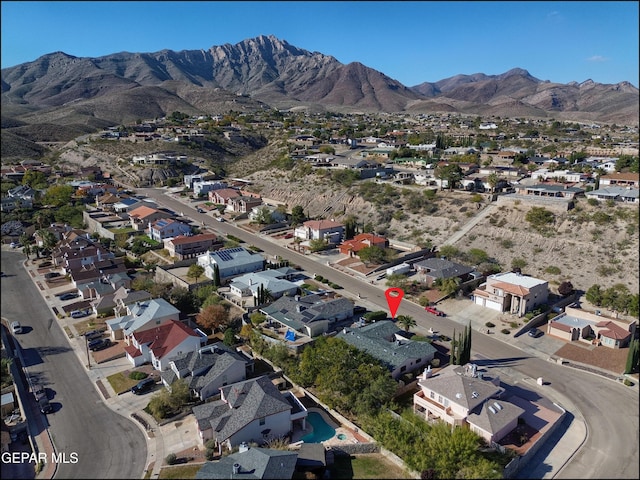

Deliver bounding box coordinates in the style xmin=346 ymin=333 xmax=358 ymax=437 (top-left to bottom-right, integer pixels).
xmin=20 ymin=256 xmax=168 ymax=480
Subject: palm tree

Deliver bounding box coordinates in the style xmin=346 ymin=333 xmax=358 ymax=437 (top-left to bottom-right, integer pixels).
xmin=397 ymin=315 xmax=417 ymax=333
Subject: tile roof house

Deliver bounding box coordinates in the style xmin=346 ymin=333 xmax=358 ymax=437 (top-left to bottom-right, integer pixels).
xmin=294 ymin=219 xmax=344 ymax=244
xmin=124 ymin=319 xmax=206 ymax=370
xmin=338 ymin=233 xmax=389 ymax=256
xmin=195 ymin=446 xmax=298 ymax=480
xmin=164 ymin=233 xmax=222 ymax=260
xmin=472 ymin=272 xmax=549 ymax=317
xmin=129 ymin=205 xmax=167 ymax=231
xmin=414 ymin=257 xmax=477 ymax=287
xmin=90 ymin=287 xmax=152 ymax=316
xmin=191 ymin=376 xmax=308 ymax=451
xmin=105 ymin=297 xmax=181 ymax=340
xmin=413 ymin=364 xmax=524 ymax=444
xmin=68 ymin=257 xmax=127 ymax=289
xmin=547 ymin=304 xmax=636 ymax=349
xmin=148 ymin=218 xmax=192 ymax=242
xmin=160 ymin=343 xmax=249 ymax=400
xmin=228 ymin=195 xmax=263 ymax=214
xmin=261 ymin=294 xmax=354 ymax=338
xmin=197 ymin=247 xmax=265 ymax=283
xmin=209 ymin=188 xmax=242 ymax=205
xmin=336 ymin=320 xmax=437 ymax=379
xmin=229 ymin=268 xmax=299 ymax=307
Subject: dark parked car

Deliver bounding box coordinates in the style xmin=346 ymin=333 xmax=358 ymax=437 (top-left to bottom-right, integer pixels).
xmin=38 ymin=396 xmax=52 ymax=414
xmin=196 ymin=208 xmax=204 ymax=213
xmin=44 ymin=272 xmax=60 ymax=279
xmin=33 ymin=384 xmax=47 ymax=402
xmin=89 ymin=338 xmax=111 ymax=351
xmin=60 ymin=292 xmax=79 ymax=301
xmin=84 ymin=329 xmax=104 ymax=341
xmin=131 ymin=378 xmax=155 ymax=395
xmin=528 ymin=328 xmax=544 ymax=338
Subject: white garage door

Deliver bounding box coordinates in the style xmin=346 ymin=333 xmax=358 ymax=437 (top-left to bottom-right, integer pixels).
xmin=485 ymin=299 xmax=502 ymax=311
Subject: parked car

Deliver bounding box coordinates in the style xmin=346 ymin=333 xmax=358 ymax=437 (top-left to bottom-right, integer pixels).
xmin=71 ymin=309 xmax=90 ymax=319
xmin=44 ymin=272 xmax=60 ymax=279
xmin=84 ymin=329 xmax=104 ymax=341
xmin=131 ymin=377 xmax=155 ymax=395
xmin=32 ymin=384 xmax=47 ymax=402
xmin=88 ymin=338 xmax=111 ymax=351
xmin=216 ymin=217 xmax=225 ymax=222
xmin=425 ymin=306 xmax=445 ymax=317
xmin=60 ymin=292 xmax=79 ymax=301
xmin=10 ymin=321 xmax=22 ymax=334
xmin=38 ymin=396 xmax=52 ymax=414
xmin=196 ymin=208 xmax=204 ymax=213
xmin=528 ymin=328 xmax=544 ymax=338
xmin=284 ymin=233 xmax=293 ymax=239
xmin=353 ymin=306 xmax=367 ymax=314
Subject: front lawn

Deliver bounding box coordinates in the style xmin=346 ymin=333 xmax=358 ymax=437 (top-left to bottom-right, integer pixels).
xmin=158 ymin=464 xmax=203 ymax=479
xmin=107 ymin=371 xmax=142 ymax=395
xmin=330 ymin=454 xmax=413 ymax=479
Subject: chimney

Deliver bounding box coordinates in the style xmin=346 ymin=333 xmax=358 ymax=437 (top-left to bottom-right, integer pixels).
xmin=232 ymin=463 xmax=241 ymax=474
xmin=239 ymin=442 xmax=249 ymax=453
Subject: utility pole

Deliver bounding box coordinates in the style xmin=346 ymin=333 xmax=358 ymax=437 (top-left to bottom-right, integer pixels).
xmin=85 ymin=334 xmax=91 ymax=369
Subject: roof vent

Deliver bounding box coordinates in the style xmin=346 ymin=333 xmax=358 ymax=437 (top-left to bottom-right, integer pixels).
xmin=472 ymin=391 xmax=479 ymax=398
xmin=455 ymin=393 xmax=462 ymax=399
xmin=488 ymin=406 xmax=497 ymax=414
xmin=233 ymin=463 xmax=240 ymax=474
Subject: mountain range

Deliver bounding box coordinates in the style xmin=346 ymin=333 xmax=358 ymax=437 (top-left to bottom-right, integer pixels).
xmin=1 ymin=34 xmax=638 ymax=128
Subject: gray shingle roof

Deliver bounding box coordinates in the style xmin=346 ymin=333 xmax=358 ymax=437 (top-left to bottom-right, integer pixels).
xmin=467 ymin=399 xmax=525 ymax=437
xmin=261 ymin=294 xmax=353 ymax=330
xmin=193 ymin=376 xmax=292 ymax=442
xmin=417 ymin=365 xmax=504 ymax=412
xmin=195 ymin=447 xmax=297 ymax=479
xmin=336 ymin=320 xmax=437 ymax=371
xmin=414 ymin=257 xmax=474 ymax=279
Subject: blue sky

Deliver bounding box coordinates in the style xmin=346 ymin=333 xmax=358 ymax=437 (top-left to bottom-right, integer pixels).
xmin=2 ymin=1 xmax=638 ymax=87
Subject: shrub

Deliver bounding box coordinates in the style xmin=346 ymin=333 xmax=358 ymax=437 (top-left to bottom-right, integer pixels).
xmin=485 ymin=322 xmax=495 ymax=328
xmin=129 ymin=371 xmax=148 ymax=381
xmin=431 ymin=358 xmax=440 ymax=368
xmin=501 ymin=329 xmax=511 ymax=335
xmin=544 ymin=266 xmax=562 ymax=275
xmin=313 ymin=275 xmax=324 ymax=281
xmin=205 ymin=449 xmax=216 ymax=461
xmin=363 ymin=311 xmax=388 ymax=322
xmin=509 ymin=321 xmax=519 ymax=329
xmin=165 ymin=453 xmax=177 ymax=465
xmin=623 ymin=379 xmax=634 ymax=387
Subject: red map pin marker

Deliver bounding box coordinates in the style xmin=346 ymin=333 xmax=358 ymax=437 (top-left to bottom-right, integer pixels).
xmin=385 ymin=288 xmax=404 ymax=319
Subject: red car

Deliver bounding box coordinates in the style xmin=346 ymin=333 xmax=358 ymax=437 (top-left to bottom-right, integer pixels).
xmin=425 ymin=306 xmax=445 ymax=317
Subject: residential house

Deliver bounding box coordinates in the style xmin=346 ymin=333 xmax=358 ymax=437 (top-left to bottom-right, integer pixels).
xmin=248 ymin=205 xmax=288 ymax=223
xmin=105 ymin=297 xmax=181 ymax=340
xmin=472 ymin=272 xmax=549 ymax=316
xmin=413 ymin=364 xmax=524 ymax=444
xmin=531 ymin=169 xmax=588 ymax=183
xmin=191 ymin=376 xmax=308 ymax=450
xmin=336 ymin=320 xmax=437 ymax=380
xmin=599 ymin=172 xmax=640 ymax=188
xmin=228 ymin=268 xmax=299 ymax=306
xmin=197 ymin=247 xmax=265 ymax=284
xmin=515 ymin=183 xmax=584 ymax=199
xmin=261 ymin=293 xmax=353 ymax=338
xmin=129 ymin=205 xmax=168 ymax=232
xmin=1 ymin=196 xmax=33 ymax=212
xmin=148 ymin=218 xmax=192 ymax=242
xmin=95 ymin=193 xmax=124 ymax=211
xmin=414 ymin=257 xmax=478 ymax=287
xmin=228 ymin=195 xmax=263 ymax=214
xmin=585 ymin=186 xmax=639 ymax=203
xmin=112 ymin=197 xmax=153 ymax=213
xmin=161 ymin=343 xmax=248 ymax=400
xmin=124 ymin=319 xmax=206 ymax=370
xmin=193 ymin=181 xmax=227 ymax=197
xmin=547 ymin=304 xmax=636 ymax=348
xmin=338 ymin=233 xmax=389 ymax=256
xmin=195 ymin=446 xmax=298 ymax=480
xmin=79 ymin=271 xmax=131 ymax=302
xmin=55 ymin=243 xmax=115 ymax=272
xmin=91 ymin=286 xmax=152 ymax=316
xmin=68 ymin=257 xmax=127 ymax=290
xmin=209 ymin=188 xmax=242 ymax=206
xmin=294 ymin=220 xmax=344 ymax=244
xmin=34 ymin=223 xmax=73 ymax=248
xmin=164 ymin=233 xmax=222 ymax=260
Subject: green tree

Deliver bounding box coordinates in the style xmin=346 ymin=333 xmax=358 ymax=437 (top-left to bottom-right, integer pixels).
xmin=36 ymin=229 xmax=58 ymax=253
xmin=525 ymin=207 xmax=555 ymax=234
xmin=42 ymin=184 xmax=75 ymax=207
xmin=397 ymin=315 xmax=417 ymax=332
xmin=290 ymin=205 xmax=306 ymax=226
xmin=624 ymin=339 xmax=639 ymax=374
xmin=434 ymin=277 xmax=461 ymax=296
xmin=187 ymin=264 xmax=205 ymax=285
xmin=435 ymin=164 xmax=463 ymax=190
xmin=253 ymin=206 xmax=274 ymax=225
xmin=22 ymin=170 xmax=48 ymax=189
xmin=511 ymin=257 xmax=528 ymax=271
xmin=357 ymin=245 xmax=387 ymax=265
xmin=585 ymin=284 xmax=603 ymax=306
xmin=385 ymin=273 xmax=408 ymax=290
xmin=196 ymin=304 xmax=229 ymax=332
xmin=486 ymin=173 xmax=499 ymax=193
xmin=212 ymin=264 xmax=221 ymax=287
xmin=309 ymin=238 xmax=328 ymax=252
xmin=168 ymin=378 xmax=191 ymax=409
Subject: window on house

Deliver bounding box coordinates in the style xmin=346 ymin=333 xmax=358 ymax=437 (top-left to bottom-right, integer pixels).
xmin=400 ymin=366 xmax=406 ymax=372
xmin=259 ymin=417 xmax=266 ymax=426
xmin=430 ymin=391 xmax=435 ymax=399
xmin=438 ymin=395 xmax=443 ymax=403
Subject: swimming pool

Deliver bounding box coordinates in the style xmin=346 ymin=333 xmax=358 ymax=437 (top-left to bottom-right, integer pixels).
xmin=301 ymin=412 xmax=336 ymax=443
